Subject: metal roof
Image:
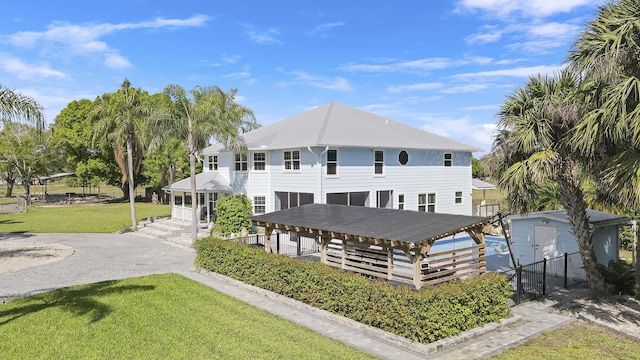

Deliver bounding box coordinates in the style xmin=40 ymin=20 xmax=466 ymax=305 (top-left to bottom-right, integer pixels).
xmin=162 ymin=172 xmax=232 ymax=193
xmin=203 ymin=102 xmax=482 ymax=153
xmin=251 ymin=203 xmax=491 ymax=245
xmin=510 ymin=209 xmax=631 ymax=227
xmin=472 ymin=178 xmax=497 ymax=190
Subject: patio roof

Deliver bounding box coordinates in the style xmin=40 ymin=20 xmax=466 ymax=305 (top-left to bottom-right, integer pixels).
xmin=251 ymin=204 xmax=491 ymax=247
xmin=472 ymin=178 xmax=496 ymax=190
xmin=162 ymin=172 xmax=232 ymax=193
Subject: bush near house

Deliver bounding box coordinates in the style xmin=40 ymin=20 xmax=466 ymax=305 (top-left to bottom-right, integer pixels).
xmin=213 ymin=195 xmax=253 ymax=236
xmin=195 ymin=238 xmax=513 ymax=344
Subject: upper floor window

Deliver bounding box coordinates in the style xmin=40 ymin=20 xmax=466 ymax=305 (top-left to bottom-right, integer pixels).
xmin=235 ymin=153 xmax=248 ymax=171
xmin=398 ymin=150 xmax=409 ymax=165
xmin=208 ymin=155 xmax=218 ymax=171
xmin=444 ymin=153 xmax=452 ymax=167
xmin=284 ymin=150 xmax=300 ymax=171
xmin=254 ymin=196 xmax=266 ymax=214
xmin=326 ymin=149 xmax=337 ymax=176
xmin=374 ymin=150 xmax=384 ymax=175
xmin=455 ymin=191 xmax=463 ymax=204
xmin=253 ymin=152 xmax=266 ymax=171
xmin=418 ymin=194 xmax=426 ymax=212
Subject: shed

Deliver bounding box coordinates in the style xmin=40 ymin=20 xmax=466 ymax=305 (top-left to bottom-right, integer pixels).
xmin=509 ymin=209 xmax=632 ymax=269
xmin=251 ymin=204 xmax=492 ymax=290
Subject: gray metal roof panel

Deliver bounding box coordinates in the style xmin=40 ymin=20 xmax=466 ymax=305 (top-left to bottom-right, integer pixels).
xmin=510 ymin=209 xmax=630 ymax=226
xmin=162 ymin=172 xmax=232 ymax=193
xmin=472 ymin=178 xmax=497 ymax=190
xmin=251 ymin=204 xmax=490 ymax=244
xmin=202 ymin=102 xmax=482 ymax=153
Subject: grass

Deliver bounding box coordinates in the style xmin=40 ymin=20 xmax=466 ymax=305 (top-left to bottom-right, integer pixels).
xmin=0 ymin=202 xmax=170 ymax=233
xmin=0 ymin=274 xmax=375 ymax=359
xmin=492 ymin=320 xmax=640 ymax=359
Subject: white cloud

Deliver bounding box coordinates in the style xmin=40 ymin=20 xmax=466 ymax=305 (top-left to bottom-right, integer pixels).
xmin=308 ymin=22 xmax=345 ymax=36
xmin=104 ymin=52 xmax=131 ymax=70
xmin=452 ymin=64 xmax=566 ymax=79
xmin=279 ymin=71 xmax=353 ymax=91
xmin=341 ymin=58 xmax=453 ymax=74
xmin=243 ymin=24 xmax=283 ymax=45
xmin=0 ymin=15 xmax=209 ymax=65
xmin=418 ymin=115 xmax=496 ymax=153
xmin=440 ymin=83 xmax=491 ymax=94
xmin=222 ymin=54 xmax=242 ymax=64
xmin=456 ymin=0 xmax=601 ymax=19
xmin=387 ymin=82 xmax=443 ymax=93
xmin=465 ymin=26 xmax=503 ymax=44
xmin=0 ymin=53 xmax=66 ymax=79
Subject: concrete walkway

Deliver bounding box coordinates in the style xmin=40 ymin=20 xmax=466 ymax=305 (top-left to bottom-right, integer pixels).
xmin=1 ymin=232 xmax=638 ymax=359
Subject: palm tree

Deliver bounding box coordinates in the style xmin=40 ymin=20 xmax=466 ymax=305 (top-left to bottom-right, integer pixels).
xmin=495 ymin=70 xmax=608 ymax=295
xmin=0 ymin=85 xmax=44 ymax=130
xmin=569 ymin=0 xmax=640 ymax=297
xmin=91 ymin=79 xmax=151 ymax=231
xmin=160 ymin=85 xmax=257 ymax=240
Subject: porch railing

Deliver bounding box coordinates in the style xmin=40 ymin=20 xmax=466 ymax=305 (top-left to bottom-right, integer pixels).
xmin=228 ymin=232 xmax=319 ymax=257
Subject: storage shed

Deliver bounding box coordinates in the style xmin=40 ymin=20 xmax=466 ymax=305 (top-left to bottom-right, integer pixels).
xmin=509 ymin=209 xmax=631 ymax=269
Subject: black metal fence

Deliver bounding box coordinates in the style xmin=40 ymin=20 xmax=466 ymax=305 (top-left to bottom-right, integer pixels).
xmin=499 ymin=252 xmax=586 ymax=305
xmin=228 ymin=232 xmax=319 ymax=257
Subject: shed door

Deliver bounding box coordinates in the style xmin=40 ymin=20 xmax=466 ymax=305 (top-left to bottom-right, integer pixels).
xmin=534 ymin=225 xmax=558 ymax=261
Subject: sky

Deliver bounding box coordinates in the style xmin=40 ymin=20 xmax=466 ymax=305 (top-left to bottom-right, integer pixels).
xmin=0 ymin=0 xmax=606 ymax=155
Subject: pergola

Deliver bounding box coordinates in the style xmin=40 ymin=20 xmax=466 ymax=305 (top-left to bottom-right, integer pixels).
xmin=252 ymin=204 xmax=493 ymax=290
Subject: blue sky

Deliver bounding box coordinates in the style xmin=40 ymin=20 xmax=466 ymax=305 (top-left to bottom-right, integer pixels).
xmin=1 ymin=0 xmax=604 ymax=155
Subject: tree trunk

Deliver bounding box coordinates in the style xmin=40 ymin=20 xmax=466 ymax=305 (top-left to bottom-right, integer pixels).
xmin=5 ymin=178 xmax=15 ymax=197
xmin=557 ymin=159 xmax=608 ymax=296
xmin=126 ymin=133 xmax=137 ymax=231
xmin=188 ymin=120 xmax=198 ymax=241
xmin=635 ymin=227 xmax=640 ymax=299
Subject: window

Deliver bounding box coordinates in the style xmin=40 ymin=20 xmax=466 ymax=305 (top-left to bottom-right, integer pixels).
xmin=235 ymin=153 xmax=247 ymax=171
xmin=208 ymin=155 xmax=218 ymax=171
xmin=374 ymin=150 xmax=384 ymax=175
xmin=377 ymin=190 xmax=392 ymax=208
xmin=398 ymin=194 xmax=405 ymax=210
xmin=428 ymin=193 xmax=436 ymax=212
xmin=455 ymin=191 xmax=463 ymax=204
xmin=444 ymin=153 xmax=452 ymax=167
xmin=275 ymin=192 xmax=314 ymax=210
xmin=326 ymin=149 xmax=337 ymax=176
xmin=327 ymin=192 xmax=369 ymax=206
xmin=284 ymin=150 xmax=300 ymax=170
xmin=253 ymin=152 xmax=266 ymax=171
xmin=398 ymin=150 xmax=409 ymax=165
xmin=254 ymin=196 xmax=266 ymax=214
xmin=418 ymin=194 xmax=426 ymax=212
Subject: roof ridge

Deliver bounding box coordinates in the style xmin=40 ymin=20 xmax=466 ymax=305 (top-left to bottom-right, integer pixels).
xmin=315 ymin=101 xmax=335 ymax=145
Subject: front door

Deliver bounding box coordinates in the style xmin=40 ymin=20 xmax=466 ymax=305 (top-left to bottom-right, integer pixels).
xmin=534 ymin=225 xmax=558 ymax=261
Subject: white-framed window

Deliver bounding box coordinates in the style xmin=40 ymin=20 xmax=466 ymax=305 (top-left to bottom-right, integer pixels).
xmin=398 ymin=194 xmax=405 ymax=210
xmin=284 ymin=150 xmax=300 ymax=171
xmin=208 ymin=155 xmax=218 ymax=171
xmin=455 ymin=191 xmax=463 ymax=204
xmin=254 ymin=196 xmax=266 ymax=214
xmin=326 ymin=149 xmax=338 ymax=176
xmin=374 ymin=150 xmax=384 ymax=175
xmin=253 ymin=152 xmax=266 ymax=171
xmin=444 ymin=153 xmax=452 ymax=167
xmin=235 ymin=153 xmax=248 ymax=171
xmin=428 ymin=193 xmax=436 ymax=212
xmin=418 ymin=194 xmax=426 ymax=212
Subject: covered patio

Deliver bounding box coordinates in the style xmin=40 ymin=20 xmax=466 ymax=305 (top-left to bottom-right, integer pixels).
xmin=252 ymin=204 xmax=493 ymax=290
xmin=162 ymin=172 xmax=232 ymax=223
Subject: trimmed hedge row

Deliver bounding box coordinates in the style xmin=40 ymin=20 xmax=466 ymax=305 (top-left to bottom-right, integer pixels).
xmin=195 ymin=237 xmax=513 ymax=344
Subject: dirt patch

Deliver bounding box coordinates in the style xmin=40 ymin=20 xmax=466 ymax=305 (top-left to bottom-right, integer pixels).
xmin=0 ymin=242 xmax=75 ymax=273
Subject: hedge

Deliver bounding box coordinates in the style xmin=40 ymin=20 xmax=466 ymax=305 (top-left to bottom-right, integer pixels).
xmin=195 ymin=237 xmax=513 ymax=344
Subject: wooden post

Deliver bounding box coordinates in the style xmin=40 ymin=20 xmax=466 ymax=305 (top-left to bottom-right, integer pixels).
xmin=387 ymin=247 xmax=393 ymax=280
xmin=412 ymin=252 xmax=422 ymax=290
xmin=264 ymin=227 xmax=273 ymax=253
xmin=341 ymin=239 xmax=347 ymax=270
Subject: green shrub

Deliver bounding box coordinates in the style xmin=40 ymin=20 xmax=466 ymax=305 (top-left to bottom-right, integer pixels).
xmin=195 ymin=237 xmax=513 ymax=344
xmin=599 ymin=261 xmax=635 ymax=295
xmin=213 ymin=195 xmax=253 ymax=236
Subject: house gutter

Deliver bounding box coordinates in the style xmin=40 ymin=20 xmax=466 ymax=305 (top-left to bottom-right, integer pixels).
xmin=308 ymin=146 xmax=329 ymax=204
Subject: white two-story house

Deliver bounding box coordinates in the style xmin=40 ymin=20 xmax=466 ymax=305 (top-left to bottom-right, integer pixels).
xmin=163 ymin=102 xmax=482 ymax=223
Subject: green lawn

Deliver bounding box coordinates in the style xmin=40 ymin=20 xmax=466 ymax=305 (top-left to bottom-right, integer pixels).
xmin=0 ymin=202 xmax=170 ymax=233
xmin=0 ymin=274 xmax=374 ymax=359
xmin=492 ymin=320 xmax=640 ymax=359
